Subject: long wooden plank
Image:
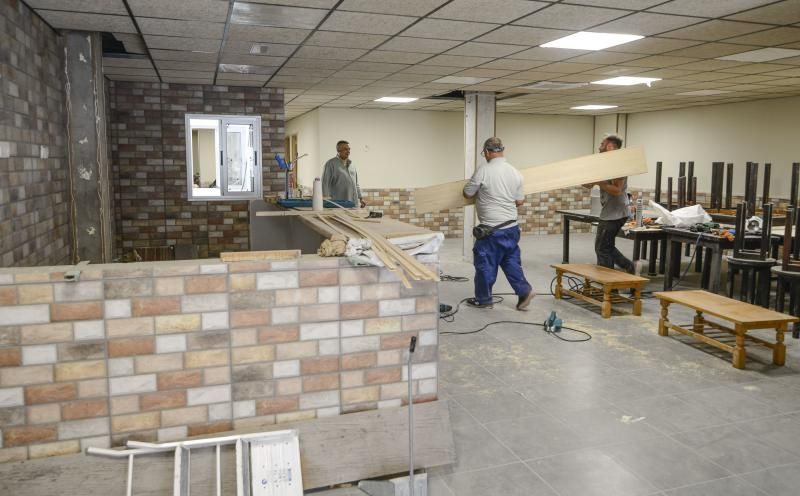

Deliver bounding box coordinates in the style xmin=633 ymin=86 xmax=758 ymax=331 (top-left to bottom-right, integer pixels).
xmin=220 ymin=250 xmax=301 ymax=262
xmin=414 ymin=146 xmax=648 ymax=214
xmin=0 ymin=401 xmax=455 ymax=495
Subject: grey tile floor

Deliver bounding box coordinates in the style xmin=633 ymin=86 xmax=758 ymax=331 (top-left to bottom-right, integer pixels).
xmin=308 ymin=234 xmax=800 ymax=496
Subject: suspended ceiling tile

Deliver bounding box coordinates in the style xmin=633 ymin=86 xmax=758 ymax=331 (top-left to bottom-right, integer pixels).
xmin=106 ymin=74 xmax=160 ymax=82
xmin=113 ymin=33 xmax=147 ymax=54
xmin=507 ymin=47 xmax=590 ymax=62
xmin=144 ymin=35 xmax=222 ymax=52
xmin=476 ymin=25 xmax=571 ymax=46
xmin=660 ymin=20 xmax=772 ymax=42
xmin=359 ymin=51 xmax=432 ymax=64
xmin=149 ymin=50 xmax=219 ymax=62
xmin=347 ymin=61 xmax=410 ymax=72
xmin=726 ymin=0 xmax=800 ymax=25
xmin=445 ymin=42 xmax=528 ymax=58
xmin=328 ymin=70 xmax=386 ymax=80
xmin=452 ymin=68 xmax=517 ymax=78
xmin=591 ymin=12 xmax=705 ymax=36
xmin=607 ymin=37 xmax=704 ymax=54
xmin=338 ymin=0 xmax=448 ymax=16
xmin=102 ymin=56 xmax=154 ymax=68
xmin=278 ymin=67 xmax=336 ymax=77
xmin=723 ymin=74 xmax=783 ymax=83
xmin=667 ymin=42 xmax=761 ymax=58
xmin=678 ymin=71 xmax=745 ymax=82
xmin=217 ymin=54 xmax=285 ymax=66
xmin=225 ymin=41 xmax=297 ymax=57
xmin=381 ymin=72 xmax=439 ymax=82
xmin=430 ymin=0 xmax=548 ymax=23
xmin=717 ymin=62 xmax=793 ymax=73
xmin=763 ymin=66 xmax=800 ymax=76
xmin=159 ymin=70 xmax=215 ymax=78
xmin=137 ymin=18 xmax=226 ymax=39
xmin=514 ymin=3 xmax=630 ymax=30
xmin=759 ymin=76 xmax=800 ymax=85
xmin=479 ymin=59 xmax=551 ymax=70
xmin=379 ymin=37 xmax=462 ymax=54
xmin=218 ymin=64 xmax=277 ymax=75
xmin=671 ymin=59 xmax=746 ymax=71
xmin=649 ymin=0 xmax=780 ymax=18
xmin=535 ymin=62 xmax=603 ymax=73
xmin=226 ymin=25 xmax=311 ymax=43
xmin=319 ymin=11 xmax=417 ymax=35
xmin=153 ymin=61 xmax=217 ymax=72
xmin=580 ymin=65 xmax=648 ymax=76
xmin=294 ymin=46 xmax=368 ymax=60
xmin=626 ymin=54 xmax=702 ymax=67
xmin=725 ymin=27 xmax=800 ymax=46
xmin=305 ymin=31 xmax=389 ymax=49
xmin=216 ymin=79 xmax=265 ymax=87
xmin=284 ymin=58 xmax=344 ymax=69
xmin=401 ymin=64 xmax=461 ymax=75
xmin=561 ymin=0 xmax=668 ymax=10
xmin=36 ymin=10 xmax=137 ymax=33
xmin=420 ymin=54 xmax=494 ymax=67
xmin=128 ymin=0 xmax=230 ymax=21
xmin=231 ymin=3 xmax=328 ymax=29
xmin=26 ymin=0 xmax=127 ymax=15
xmin=567 ymin=51 xmax=647 ymax=64
xmin=402 ymin=19 xmax=498 ymax=41
xmin=103 ymin=66 xmax=158 ymax=76
xmin=162 ymin=77 xmax=215 ymax=84
xmin=246 ymin=0 xmax=338 ymax=7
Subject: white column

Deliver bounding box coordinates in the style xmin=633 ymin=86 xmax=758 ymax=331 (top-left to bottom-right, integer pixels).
xmin=462 ymin=92 xmax=496 ymax=262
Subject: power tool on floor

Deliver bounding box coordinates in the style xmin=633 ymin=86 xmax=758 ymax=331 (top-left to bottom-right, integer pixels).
xmin=544 ymin=311 xmax=562 ymax=333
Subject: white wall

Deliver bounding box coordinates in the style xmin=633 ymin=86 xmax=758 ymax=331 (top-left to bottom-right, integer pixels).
xmin=626 ymin=96 xmax=800 ymax=199
xmin=287 ymin=107 xmax=594 ymax=189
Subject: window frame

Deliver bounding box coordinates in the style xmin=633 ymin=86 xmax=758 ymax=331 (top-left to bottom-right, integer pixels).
xmin=185 ymin=113 xmax=263 ymax=201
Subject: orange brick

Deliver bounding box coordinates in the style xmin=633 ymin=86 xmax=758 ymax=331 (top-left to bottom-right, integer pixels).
xmin=3 ymin=425 xmax=58 ymax=447
xmin=231 ymin=310 xmax=270 ymax=328
xmin=186 ymin=275 xmax=227 ymax=294
xmin=341 ymin=302 xmax=379 ymax=319
xmin=25 ymin=383 xmax=78 ymax=404
xmin=17 ymin=285 xmax=53 ymax=304
xmin=381 ymin=332 xmax=419 ymax=350
xmin=141 ymin=390 xmax=187 ymax=411
xmin=188 ymin=421 xmax=232 ymax=437
xmin=341 ymin=352 xmax=377 ymax=370
xmin=258 ymin=325 xmax=298 ymax=344
xmin=0 ymin=348 xmax=21 ymax=367
xmin=229 ymin=261 xmax=270 ymax=273
xmin=415 ymin=296 xmax=437 ymax=313
xmin=303 ymin=374 xmax=339 ymax=392
xmin=158 ymin=370 xmax=203 ymax=390
xmin=61 ymin=399 xmax=109 ymax=420
xmin=131 ymin=297 xmax=181 ymax=317
xmin=301 ymin=357 xmax=339 ymax=375
xmin=366 ymin=367 xmax=402 ymax=385
xmin=299 ymin=270 xmax=338 ymax=287
xmin=108 ymin=337 xmax=155 ymax=357
xmin=50 ymin=302 xmax=103 ymax=321
xmin=0 ymin=287 xmax=17 ymax=305
xmin=256 ymin=397 xmax=298 ymax=415
xmin=111 ymin=412 xmax=160 ymax=433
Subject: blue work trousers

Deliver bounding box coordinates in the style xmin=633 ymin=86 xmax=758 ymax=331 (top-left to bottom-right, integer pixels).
xmin=473 ymin=225 xmax=531 ymax=305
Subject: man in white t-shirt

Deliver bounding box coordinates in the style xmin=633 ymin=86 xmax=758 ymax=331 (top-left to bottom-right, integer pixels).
xmin=462 ymin=137 xmax=534 ymax=310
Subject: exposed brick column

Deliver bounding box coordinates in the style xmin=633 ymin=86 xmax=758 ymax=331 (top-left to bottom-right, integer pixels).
xmin=64 ymin=31 xmax=113 ymax=263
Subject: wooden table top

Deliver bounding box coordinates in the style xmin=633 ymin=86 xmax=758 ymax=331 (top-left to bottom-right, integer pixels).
xmin=552 ymin=263 xmax=649 ymax=283
xmin=653 ymin=290 xmax=798 ymax=326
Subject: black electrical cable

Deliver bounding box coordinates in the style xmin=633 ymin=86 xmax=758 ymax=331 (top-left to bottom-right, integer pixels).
xmin=669 ymin=232 xmax=703 ymax=290
xmin=440 ymin=272 xmax=469 ymax=282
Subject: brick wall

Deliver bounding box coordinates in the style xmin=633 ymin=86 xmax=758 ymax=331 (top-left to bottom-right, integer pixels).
xmin=109 ymin=82 xmax=285 ymax=259
xmin=0 ymin=257 xmax=438 ymax=462
xmin=0 ymin=0 xmax=70 ymax=267
xmin=364 ymin=186 xmax=593 ymax=238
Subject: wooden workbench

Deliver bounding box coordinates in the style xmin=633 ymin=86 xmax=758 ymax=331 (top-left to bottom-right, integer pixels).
xmin=653 ymin=290 xmax=798 ymax=369
xmin=552 ymin=263 xmax=649 ymax=318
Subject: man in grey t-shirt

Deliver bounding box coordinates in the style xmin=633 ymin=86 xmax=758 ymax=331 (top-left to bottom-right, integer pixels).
xmin=582 ymin=135 xmax=634 ymax=273
xmin=462 ymin=137 xmax=534 ymax=311
xmin=322 ymin=140 xmax=366 ymax=208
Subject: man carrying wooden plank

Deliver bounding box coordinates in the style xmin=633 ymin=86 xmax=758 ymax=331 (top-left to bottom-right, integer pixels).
xmin=462 ymin=137 xmax=534 ymax=310
xmin=582 ymin=135 xmax=636 ymax=274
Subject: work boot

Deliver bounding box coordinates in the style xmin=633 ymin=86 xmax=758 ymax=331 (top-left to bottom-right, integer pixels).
xmin=517 ymin=291 xmax=534 ymax=311
xmin=466 ymin=297 xmax=493 ymax=309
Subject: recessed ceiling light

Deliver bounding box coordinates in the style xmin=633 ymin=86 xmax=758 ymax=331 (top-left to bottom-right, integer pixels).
xmin=541 ymin=32 xmax=644 ymax=51
xmin=518 ymin=81 xmax=589 ymax=90
xmin=250 ymin=43 xmax=269 ymax=55
xmin=591 ymin=76 xmax=661 ymax=87
xmin=676 ymin=89 xmax=732 ymax=96
xmin=432 ymin=76 xmax=491 ymax=85
xmin=374 ymin=97 xmax=418 ymax=103
xmin=571 ymin=105 xmax=619 ymax=110
xmin=718 ymin=47 xmax=800 ymax=62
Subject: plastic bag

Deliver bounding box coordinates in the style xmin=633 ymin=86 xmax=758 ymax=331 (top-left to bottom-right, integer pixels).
xmin=648 ymin=201 xmax=712 ymax=228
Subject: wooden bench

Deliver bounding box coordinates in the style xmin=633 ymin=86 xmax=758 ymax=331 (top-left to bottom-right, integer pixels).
xmin=653 ymin=290 xmax=799 ymax=369
xmin=552 ymin=263 xmax=649 ymax=318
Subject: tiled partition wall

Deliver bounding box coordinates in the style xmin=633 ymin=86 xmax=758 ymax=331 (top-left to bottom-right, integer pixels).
xmin=0 ymin=256 xmax=438 ymax=463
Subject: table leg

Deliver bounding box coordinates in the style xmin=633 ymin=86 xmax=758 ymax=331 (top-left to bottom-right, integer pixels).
xmin=658 ymin=300 xmax=670 ymax=336
xmin=709 ymin=247 xmax=722 ymax=294
xmin=641 ymin=240 xmax=648 ymax=260
xmin=602 ymin=286 xmax=612 ymax=318
xmin=776 ymin=276 xmax=786 ymax=312
xmin=555 ymin=270 xmax=563 ymax=299
xmin=632 ymin=286 xmax=642 ymax=316
xmin=672 ymin=240 xmax=683 ymax=278
xmin=693 ymin=310 xmax=704 ymax=334
xmin=733 ymin=324 xmax=746 ymax=369
xmin=633 ymin=239 xmax=641 ymax=263
xmin=648 ymin=239 xmax=658 ymax=276
xmin=562 ymin=216 xmax=570 ymax=263
xmin=702 ymin=247 xmax=712 ymax=289
xmin=774 ymin=323 xmax=787 ymax=366
xmin=664 ymin=239 xmax=675 ymax=291
xmin=695 ymin=245 xmax=703 ymax=273
xmin=659 ymin=239 xmax=667 ymax=275
xmin=758 ymin=268 xmax=771 ymax=308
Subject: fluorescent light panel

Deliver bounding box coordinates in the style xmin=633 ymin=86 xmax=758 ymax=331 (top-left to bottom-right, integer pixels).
xmin=718 ymin=47 xmax=800 ymax=62
xmin=591 ymin=76 xmax=661 ymax=86
xmin=541 ymin=32 xmax=643 ymax=51
xmin=374 ymin=96 xmax=418 ymax=103
xmin=572 ymin=105 xmax=618 ymax=110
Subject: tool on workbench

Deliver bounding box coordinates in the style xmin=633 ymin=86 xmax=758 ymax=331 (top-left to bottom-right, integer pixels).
xmin=275 ymin=153 xmax=307 ymax=199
